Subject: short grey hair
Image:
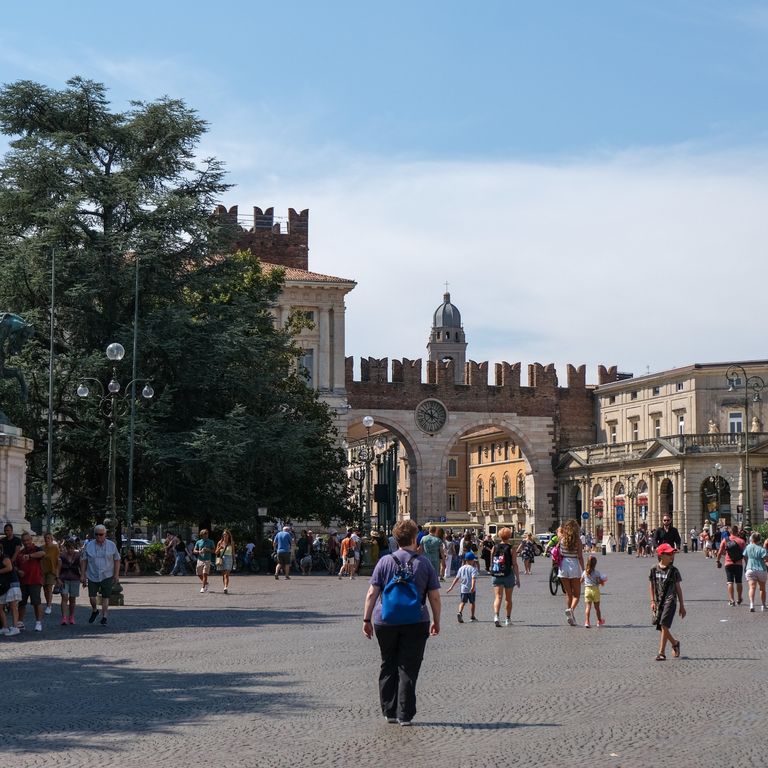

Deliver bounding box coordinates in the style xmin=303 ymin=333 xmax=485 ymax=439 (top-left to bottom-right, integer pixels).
xmin=94 ymin=525 xmax=107 ymax=533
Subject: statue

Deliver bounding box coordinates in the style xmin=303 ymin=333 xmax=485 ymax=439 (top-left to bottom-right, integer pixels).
xmin=0 ymin=313 xmax=34 ymax=420
xmin=751 ymin=415 xmax=761 ymax=433
xmin=707 ymin=419 xmax=720 ymax=434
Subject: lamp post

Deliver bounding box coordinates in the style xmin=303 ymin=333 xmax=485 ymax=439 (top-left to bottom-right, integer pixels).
xmin=726 ymin=365 xmax=766 ymax=529
xmin=356 ymin=415 xmax=375 ymax=531
xmin=626 ymin=474 xmax=637 ymax=548
xmin=77 ymin=342 xmax=154 ymax=544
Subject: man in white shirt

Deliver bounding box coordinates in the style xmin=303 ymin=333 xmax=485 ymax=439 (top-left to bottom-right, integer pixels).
xmin=80 ymin=525 xmax=121 ymax=626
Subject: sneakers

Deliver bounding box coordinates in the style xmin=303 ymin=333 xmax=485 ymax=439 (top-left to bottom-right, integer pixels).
xmin=750 ymin=607 xmax=755 ymax=612
xmin=200 ymin=587 xmax=206 ymax=593
xmin=88 ymin=610 xmax=99 ymax=624
xmin=503 ymin=618 xmax=511 ymax=627
xmin=16 ymin=621 xmax=24 ymax=630
xmin=584 ymin=622 xmax=591 ymax=628
xmin=5 ymin=627 xmax=20 ymax=636
xmin=68 ymin=615 xmax=75 ymax=625
xmin=34 ymin=621 xmax=42 ymax=632
xmin=762 ymin=605 xmax=767 ymax=612
xmin=285 ymin=576 xmax=291 ymax=580
xmin=1 ymin=627 xmax=10 ymax=635
xmin=223 ymin=588 xmax=228 ymax=594
xmin=399 ymin=720 xmax=412 ymax=727
xmin=457 ymin=612 xmax=464 ymax=623
xmin=597 ymin=618 xmax=606 ymax=626
xmin=60 ymin=617 xmax=68 ymax=626
xmin=470 ymin=616 xmax=478 ymax=622
xmin=384 ymin=716 xmax=398 ymax=724
xmin=565 ymin=609 xmax=576 ymax=626
xmin=44 ymin=605 xmax=52 ymax=615
xmin=100 ymin=617 xmax=107 ymax=626
xmin=728 ymin=600 xmax=735 ymax=606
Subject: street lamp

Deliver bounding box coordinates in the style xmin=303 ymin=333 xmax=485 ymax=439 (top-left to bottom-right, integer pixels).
xmin=77 ymin=342 xmax=154 ymax=545
xmin=355 ymin=416 xmax=375 ymax=531
xmin=726 ymin=365 xmax=766 ymax=528
xmin=626 ymin=474 xmax=637 ymax=548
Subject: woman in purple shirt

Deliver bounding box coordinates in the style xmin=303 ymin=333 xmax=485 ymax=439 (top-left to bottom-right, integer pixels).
xmin=362 ymin=519 xmax=441 ymax=727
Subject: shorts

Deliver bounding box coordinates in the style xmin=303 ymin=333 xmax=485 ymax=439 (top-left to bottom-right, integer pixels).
xmin=745 ymin=569 xmax=767 ymax=584
xmin=196 ymin=560 xmax=212 ymax=576
xmin=1 ymin=586 xmax=21 ymax=603
xmin=584 ymin=585 xmax=601 ymax=603
xmin=725 ymin=564 xmax=743 ymax=584
xmin=558 ymin=557 xmax=581 ymax=580
xmin=460 ymin=592 xmax=476 ymax=604
xmin=655 ymin=599 xmax=676 ymax=630
xmin=276 ymin=552 xmax=292 ymax=566
xmin=491 ymin=574 xmax=516 ymax=589
xmin=44 ymin=573 xmax=57 ymax=587
xmin=60 ymin=580 xmax=81 ymax=598
xmin=87 ymin=578 xmax=114 ymax=599
xmin=20 ymin=584 xmax=42 ymax=607
xmin=345 ymin=555 xmax=356 ymax=564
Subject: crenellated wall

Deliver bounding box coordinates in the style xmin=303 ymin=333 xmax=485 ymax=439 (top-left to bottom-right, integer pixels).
xmin=214 ymin=204 xmax=309 ymax=270
xmin=345 ymin=357 xmax=617 ymax=452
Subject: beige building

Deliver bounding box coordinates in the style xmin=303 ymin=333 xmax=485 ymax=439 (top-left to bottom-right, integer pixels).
xmin=557 ymin=361 xmax=768 ymax=542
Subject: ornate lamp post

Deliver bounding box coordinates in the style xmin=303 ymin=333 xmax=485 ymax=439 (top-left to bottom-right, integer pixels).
xmin=726 ymin=365 xmax=766 ymax=528
xmin=355 ymin=416 xmax=376 ymax=531
xmin=77 ymin=342 xmax=154 ymax=543
xmin=626 ymin=474 xmax=637 ymax=546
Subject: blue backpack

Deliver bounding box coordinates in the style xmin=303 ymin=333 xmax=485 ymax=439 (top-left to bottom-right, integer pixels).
xmin=380 ymin=552 xmax=424 ymax=624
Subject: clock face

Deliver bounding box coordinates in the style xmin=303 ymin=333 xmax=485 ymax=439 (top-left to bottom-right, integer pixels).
xmin=415 ymin=399 xmax=447 ymax=434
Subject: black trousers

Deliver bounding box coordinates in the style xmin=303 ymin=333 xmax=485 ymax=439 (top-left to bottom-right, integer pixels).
xmin=374 ymin=622 xmax=430 ymax=722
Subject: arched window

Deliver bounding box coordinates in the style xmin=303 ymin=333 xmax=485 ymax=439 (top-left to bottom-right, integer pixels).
xmin=448 ymin=458 xmax=458 ymax=478
xmin=517 ymin=472 xmax=525 ymax=498
xmin=503 ymin=475 xmax=511 ymax=497
xmin=476 ymin=479 xmax=484 ymax=506
xmin=490 ymin=476 xmax=497 ymax=503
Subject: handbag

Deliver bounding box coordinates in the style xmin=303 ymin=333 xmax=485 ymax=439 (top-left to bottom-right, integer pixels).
xmin=215 ymin=556 xmax=224 ymax=567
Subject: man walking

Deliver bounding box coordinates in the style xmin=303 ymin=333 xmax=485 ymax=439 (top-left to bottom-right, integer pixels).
xmin=716 ymin=525 xmax=747 ymax=606
xmin=80 ymin=525 xmax=121 ymax=626
xmin=654 ymin=515 xmax=681 ymax=550
xmin=273 ymin=525 xmax=293 ymax=580
xmin=16 ymin=532 xmax=45 ymax=631
xmin=689 ymin=527 xmax=699 ymax=553
xmin=193 ymin=529 xmax=215 ymax=592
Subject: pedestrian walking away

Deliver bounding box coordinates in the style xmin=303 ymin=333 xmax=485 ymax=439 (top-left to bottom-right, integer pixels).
xmin=580 ymin=556 xmax=607 ymax=628
xmin=557 ymin=519 xmax=585 ymax=626
xmin=362 ymin=519 xmax=440 ymax=727
xmin=490 ymin=527 xmax=520 ymax=627
xmin=715 ymin=525 xmax=746 ymax=606
xmin=742 ymin=531 xmax=768 ymax=611
xmin=447 ymin=551 xmax=478 ymax=622
xmin=649 ymin=543 xmax=686 ymax=660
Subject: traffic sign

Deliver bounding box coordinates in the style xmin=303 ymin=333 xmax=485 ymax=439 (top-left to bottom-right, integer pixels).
xmin=582 ymin=512 xmax=590 ymax=520
xmin=616 ymin=512 xmax=625 ymax=522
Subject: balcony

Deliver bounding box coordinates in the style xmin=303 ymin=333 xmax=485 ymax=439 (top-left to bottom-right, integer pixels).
xmin=564 ymin=432 xmax=762 ymax=466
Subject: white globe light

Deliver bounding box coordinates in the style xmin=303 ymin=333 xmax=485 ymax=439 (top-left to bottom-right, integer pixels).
xmin=142 ymin=383 xmax=154 ymax=399
xmin=362 ymin=415 xmax=374 ymax=429
xmin=77 ymin=383 xmax=89 ymax=398
xmin=108 ymin=379 xmax=120 ymax=394
xmin=106 ymin=342 xmax=125 ymax=361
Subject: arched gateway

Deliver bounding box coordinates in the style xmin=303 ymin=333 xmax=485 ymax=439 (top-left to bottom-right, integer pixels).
xmin=344 ymin=354 xmax=605 ymax=532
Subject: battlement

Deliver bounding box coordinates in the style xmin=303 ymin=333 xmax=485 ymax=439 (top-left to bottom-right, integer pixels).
xmin=346 ymin=357 xmax=607 ymax=449
xmin=213 ymin=205 xmax=309 ymax=270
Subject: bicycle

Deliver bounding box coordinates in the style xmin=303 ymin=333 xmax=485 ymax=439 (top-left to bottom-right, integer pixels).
xmin=549 ymin=561 xmax=564 ymax=595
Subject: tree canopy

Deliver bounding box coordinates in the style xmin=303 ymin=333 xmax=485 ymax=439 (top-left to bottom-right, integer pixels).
xmin=0 ymin=77 xmax=350 ymax=533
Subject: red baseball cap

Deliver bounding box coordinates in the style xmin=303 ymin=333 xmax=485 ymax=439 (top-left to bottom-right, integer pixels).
xmin=656 ymin=543 xmax=676 ymax=556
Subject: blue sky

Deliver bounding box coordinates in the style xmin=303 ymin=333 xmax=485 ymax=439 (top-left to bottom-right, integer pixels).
xmin=3 ymin=2 xmax=768 ymax=381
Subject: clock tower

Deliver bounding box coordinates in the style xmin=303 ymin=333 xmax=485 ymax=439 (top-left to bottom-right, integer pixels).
xmin=428 ymin=291 xmax=467 ymax=384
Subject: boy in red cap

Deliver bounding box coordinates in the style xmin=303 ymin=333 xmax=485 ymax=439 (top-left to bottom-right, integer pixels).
xmin=649 ymin=542 xmax=686 ymax=660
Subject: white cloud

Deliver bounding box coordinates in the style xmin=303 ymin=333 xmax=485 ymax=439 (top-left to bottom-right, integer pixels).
xmin=222 ymin=146 xmax=768 ymax=384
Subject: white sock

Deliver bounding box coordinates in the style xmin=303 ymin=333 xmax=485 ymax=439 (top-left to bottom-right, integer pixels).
xmin=494 ymin=614 xmax=499 ymax=621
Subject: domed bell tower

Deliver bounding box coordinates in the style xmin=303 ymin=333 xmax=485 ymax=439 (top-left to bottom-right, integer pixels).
xmin=427 ymin=291 xmax=467 ymax=384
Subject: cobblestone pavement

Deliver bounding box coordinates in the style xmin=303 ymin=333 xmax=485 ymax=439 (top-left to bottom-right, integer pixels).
xmin=3 ymin=551 xmax=765 ymax=767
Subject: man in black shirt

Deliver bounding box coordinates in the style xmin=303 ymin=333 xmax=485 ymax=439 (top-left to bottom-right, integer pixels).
xmin=1 ymin=523 xmax=21 ymax=561
xmin=654 ymin=515 xmax=681 ymax=550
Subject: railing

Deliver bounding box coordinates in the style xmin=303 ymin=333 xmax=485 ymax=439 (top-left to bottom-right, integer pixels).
xmin=566 ymin=433 xmax=763 ymax=466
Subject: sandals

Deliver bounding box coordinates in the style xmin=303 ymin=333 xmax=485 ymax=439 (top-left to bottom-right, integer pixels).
xmin=655 ymin=653 xmax=666 ymax=661
xmin=671 ymin=641 xmax=681 ymax=658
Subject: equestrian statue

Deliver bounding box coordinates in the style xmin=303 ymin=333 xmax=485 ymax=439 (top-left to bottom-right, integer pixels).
xmin=0 ymin=313 xmax=34 ymax=423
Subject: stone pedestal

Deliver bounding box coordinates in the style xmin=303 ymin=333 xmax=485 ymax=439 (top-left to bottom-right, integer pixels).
xmin=0 ymin=424 xmax=33 ymax=531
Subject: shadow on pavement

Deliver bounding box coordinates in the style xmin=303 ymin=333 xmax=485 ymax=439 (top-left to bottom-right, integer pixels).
xmin=4 ymin=654 xmax=309 ymax=754
xmin=414 ymin=721 xmax=560 ymax=730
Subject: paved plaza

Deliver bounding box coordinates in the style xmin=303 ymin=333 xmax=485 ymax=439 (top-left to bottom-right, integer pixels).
xmin=3 ymin=550 xmax=766 ymax=767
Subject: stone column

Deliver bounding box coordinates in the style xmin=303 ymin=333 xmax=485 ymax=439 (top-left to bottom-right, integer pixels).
xmin=0 ymin=425 xmax=33 ymax=532
xmin=318 ymin=308 xmax=331 ymax=391
xmin=331 ymin=303 xmax=346 ymax=393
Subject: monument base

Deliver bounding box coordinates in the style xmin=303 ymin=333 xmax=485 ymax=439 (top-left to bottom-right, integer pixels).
xmin=0 ymin=423 xmax=34 ymax=532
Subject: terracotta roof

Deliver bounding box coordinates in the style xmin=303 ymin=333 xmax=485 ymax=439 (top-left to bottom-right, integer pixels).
xmin=261 ymin=262 xmax=355 ymax=285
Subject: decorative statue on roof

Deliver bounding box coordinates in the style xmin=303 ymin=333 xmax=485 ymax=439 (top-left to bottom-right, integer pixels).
xmin=0 ymin=313 xmax=34 ymax=418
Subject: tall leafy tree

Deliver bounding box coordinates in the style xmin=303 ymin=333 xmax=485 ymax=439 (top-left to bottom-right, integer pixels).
xmin=0 ymin=77 xmax=349 ymax=533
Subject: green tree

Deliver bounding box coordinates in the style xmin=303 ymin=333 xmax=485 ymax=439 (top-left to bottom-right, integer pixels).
xmin=0 ymin=77 xmax=350 ymax=533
